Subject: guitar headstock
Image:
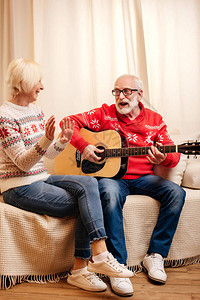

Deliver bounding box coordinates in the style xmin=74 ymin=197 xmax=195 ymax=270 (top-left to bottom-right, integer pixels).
xmin=178 ymin=141 xmax=200 ymax=155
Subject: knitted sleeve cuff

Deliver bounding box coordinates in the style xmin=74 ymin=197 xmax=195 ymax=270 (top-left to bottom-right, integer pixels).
xmin=34 ymin=136 xmax=52 ymax=155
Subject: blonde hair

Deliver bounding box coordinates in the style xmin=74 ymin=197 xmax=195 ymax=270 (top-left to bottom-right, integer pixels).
xmin=6 ymin=58 xmax=43 ymax=96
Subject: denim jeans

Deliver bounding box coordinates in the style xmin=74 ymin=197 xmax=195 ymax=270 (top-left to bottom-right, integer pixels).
xmin=98 ymin=175 xmax=186 ymax=264
xmin=3 ymin=175 xmax=107 ymax=259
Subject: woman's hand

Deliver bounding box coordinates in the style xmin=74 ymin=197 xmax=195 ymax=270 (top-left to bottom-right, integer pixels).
xmin=45 ymin=115 xmax=55 ymax=141
xmin=60 ymin=117 xmax=75 ymax=144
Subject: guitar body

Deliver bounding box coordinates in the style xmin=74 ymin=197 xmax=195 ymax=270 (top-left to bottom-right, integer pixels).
xmin=54 ymin=128 xmax=128 ymax=178
xmin=54 ymin=128 xmax=200 ymax=178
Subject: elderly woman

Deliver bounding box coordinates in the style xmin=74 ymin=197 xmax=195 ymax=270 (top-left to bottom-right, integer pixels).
xmin=0 ymin=58 xmax=133 ymax=292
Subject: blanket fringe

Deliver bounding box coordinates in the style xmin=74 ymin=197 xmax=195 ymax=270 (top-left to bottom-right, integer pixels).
xmin=1 ymin=256 xmax=199 ymax=289
xmin=164 ymin=255 xmax=200 ymax=268
xmin=128 ymin=264 xmax=143 ymax=274
xmin=127 ymin=255 xmax=200 ymax=274
xmin=0 ymin=271 xmax=68 ymax=290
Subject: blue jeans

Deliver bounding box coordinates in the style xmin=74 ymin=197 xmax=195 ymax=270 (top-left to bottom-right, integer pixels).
xmin=3 ymin=175 xmax=107 ymax=259
xmin=98 ymin=175 xmax=186 ymax=264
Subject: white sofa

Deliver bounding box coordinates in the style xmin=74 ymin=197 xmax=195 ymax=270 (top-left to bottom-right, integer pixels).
xmin=0 ymin=135 xmax=200 ymax=289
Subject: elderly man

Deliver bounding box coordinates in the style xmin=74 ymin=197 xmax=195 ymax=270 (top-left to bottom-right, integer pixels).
xmin=64 ymin=75 xmax=185 ymax=297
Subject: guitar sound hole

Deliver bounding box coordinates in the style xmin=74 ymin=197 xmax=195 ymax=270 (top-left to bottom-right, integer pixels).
xmin=82 ymin=145 xmax=106 ymax=174
xmin=82 ymin=160 xmax=106 ymax=174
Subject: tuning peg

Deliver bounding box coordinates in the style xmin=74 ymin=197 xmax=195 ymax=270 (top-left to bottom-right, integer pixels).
xmin=187 ymin=155 xmax=190 ymax=159
xmin=194 ymin=155 xmax=198 ymax=159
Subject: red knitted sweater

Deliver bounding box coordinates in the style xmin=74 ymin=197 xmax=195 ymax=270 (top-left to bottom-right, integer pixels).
xmin=67 ymin=102 xmax=180 ymax=180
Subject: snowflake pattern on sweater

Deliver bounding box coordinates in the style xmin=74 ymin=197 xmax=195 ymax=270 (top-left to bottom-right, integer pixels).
xmin=0 ymin=102 xmax=66 ymax=192
xmin=67 ymin=102 xmax=180 ymax=180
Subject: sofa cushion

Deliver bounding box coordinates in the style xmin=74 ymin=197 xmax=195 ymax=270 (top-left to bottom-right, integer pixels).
xmin=153 ymin=154 xmax=187 ymax=186
xmin=182 ymin=158 xmax=200 ymax=189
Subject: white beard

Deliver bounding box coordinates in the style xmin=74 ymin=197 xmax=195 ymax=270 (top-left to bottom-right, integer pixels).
xmin=116 ymin=93 xmax=138 ymax=115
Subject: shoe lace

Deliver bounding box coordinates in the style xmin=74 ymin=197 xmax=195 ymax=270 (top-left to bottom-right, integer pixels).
xmin=113 ymin=277 xmax=130 ymax=284
xmin=107 ymin=254 xmax=127 ymax=271
xmin=83 ymin=272 xmax=102 ymax=284
xmin=151 ymin=254 xmax=165 ymax=272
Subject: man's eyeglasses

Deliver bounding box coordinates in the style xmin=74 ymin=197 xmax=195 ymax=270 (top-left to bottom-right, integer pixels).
xmin=112 ymin=88 xmax=138 ymax=96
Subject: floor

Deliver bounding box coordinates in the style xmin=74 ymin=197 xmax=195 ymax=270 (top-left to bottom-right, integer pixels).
xmin=0 ymin=263 xmax=200 ymax=300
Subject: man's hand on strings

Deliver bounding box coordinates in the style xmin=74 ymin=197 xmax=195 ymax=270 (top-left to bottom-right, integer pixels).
xmin=146 ymin=142 xmax=166 ymax=165
xmin=82 ymin=145 xmax=104 ymax=162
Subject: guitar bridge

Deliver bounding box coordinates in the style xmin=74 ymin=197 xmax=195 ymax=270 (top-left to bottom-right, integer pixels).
xmin=75 ymin=150 xmax=81 ymax=168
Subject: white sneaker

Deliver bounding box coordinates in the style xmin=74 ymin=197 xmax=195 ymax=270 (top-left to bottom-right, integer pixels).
xmin=142 ymin=253 xmax=167 ymax=283
xmin=88 ymin=252 xmax=133 ymax=278
xmin=67 ymin=269 xmax=107 ymax=292
xmin=110 ymin=277 xmax=134 ymax=297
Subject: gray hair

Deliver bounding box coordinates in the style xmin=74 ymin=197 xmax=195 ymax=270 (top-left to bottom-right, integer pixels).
xmin=115 ymin=74 xmax=143 ymax=91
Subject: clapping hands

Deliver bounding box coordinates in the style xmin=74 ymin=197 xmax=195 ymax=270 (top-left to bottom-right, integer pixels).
xmin=45 ymin=116 xmax=74 ymax=144
xmin=59 ymin=117 xmax=75 ymax=144
xmin=45 ymin=115 xmax=56 ymax=141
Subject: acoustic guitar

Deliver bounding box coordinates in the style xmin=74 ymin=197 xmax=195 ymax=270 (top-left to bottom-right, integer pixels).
xmin=54 ymin=128 xmax=200 ymax=178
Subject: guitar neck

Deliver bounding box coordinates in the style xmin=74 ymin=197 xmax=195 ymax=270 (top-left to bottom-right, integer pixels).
xmin=104 ymin=145 xmax=177 ymax=158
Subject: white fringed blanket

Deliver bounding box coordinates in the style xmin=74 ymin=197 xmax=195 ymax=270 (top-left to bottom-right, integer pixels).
xmin=1 ymin=186 xmax=200 ymax=289
xmin=0 ymin=199 xmax=76 ymax=289
xmin=123 ymin=190 xmax=200 ymax=272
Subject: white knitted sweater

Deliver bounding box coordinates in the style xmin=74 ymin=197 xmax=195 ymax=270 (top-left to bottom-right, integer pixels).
xmin=0 ymin=102 xmax=66 ymax=193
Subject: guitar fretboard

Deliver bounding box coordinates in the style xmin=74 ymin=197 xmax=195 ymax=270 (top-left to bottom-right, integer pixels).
xmin=103 ymin=145 xmax=177 ymax=158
